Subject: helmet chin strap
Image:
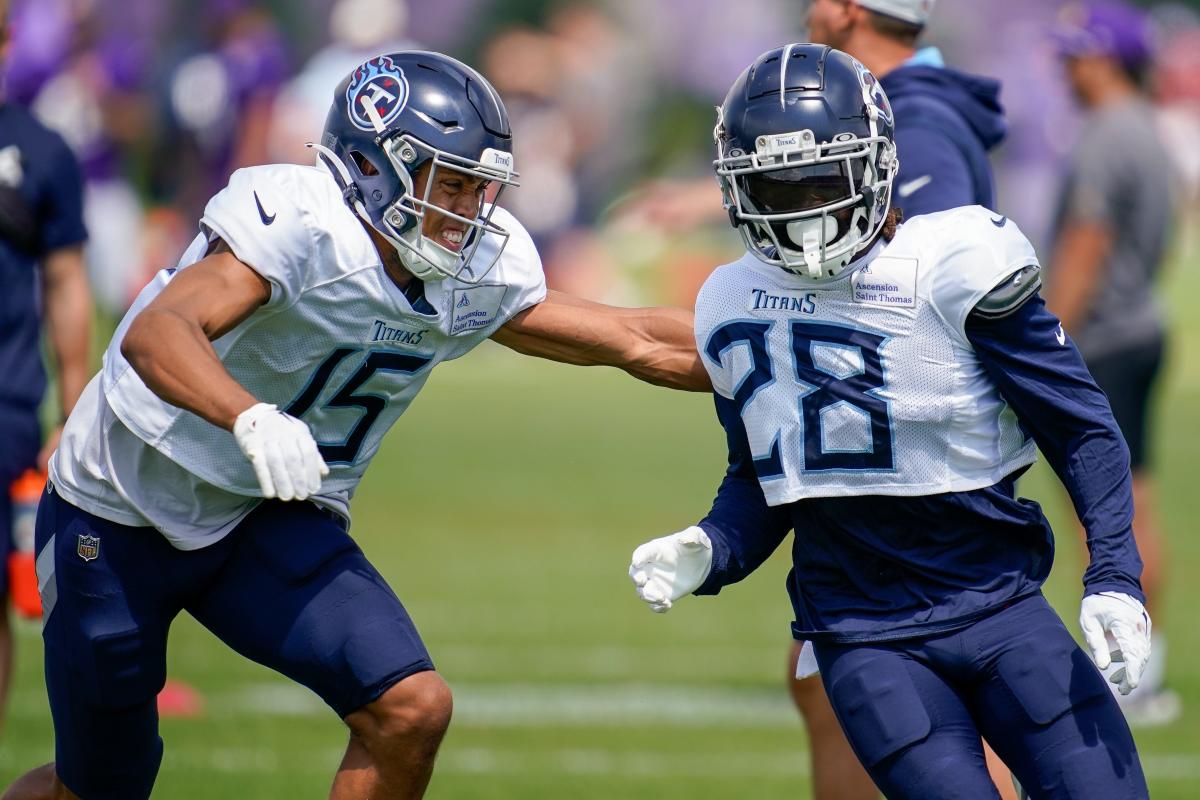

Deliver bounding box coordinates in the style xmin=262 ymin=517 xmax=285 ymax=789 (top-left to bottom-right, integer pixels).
xmin=396 ymin=224 xmax=461 ymax=280
xmin=787 ymin=216 xmax=838 ymax=280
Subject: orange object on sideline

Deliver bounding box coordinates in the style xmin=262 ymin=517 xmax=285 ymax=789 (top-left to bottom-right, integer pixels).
xmin=8 ymin=468 xmax=46 ymax=619
xmin=157 ymin=679 xmax=205 ymax=718
xmin=8 ymin=552 xmax=40 ymax=619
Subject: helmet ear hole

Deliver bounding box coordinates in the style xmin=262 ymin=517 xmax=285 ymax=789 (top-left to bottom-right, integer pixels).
xmin=349 ymin=150 xmax=381 ymax=177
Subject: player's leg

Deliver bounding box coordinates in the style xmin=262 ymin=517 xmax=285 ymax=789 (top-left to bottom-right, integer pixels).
xmin=187 ymin=500 xmax=448 ymax=800
xmin=331 ymin=672 xmax=453 ymax=799
xmin=7 ymin=485 xmax=204 ymax=800
xmin=814 ymin=639 xmax=1002 ymax=800
xmin=0 ymin=764 xmax=78 ymax=800
xmin=984 ymin=745 xmax=1019 ymax=800
xmin=968 ymin=594 xmax=1148 ymax=799
xmin=787 ymin=642 xmax=880 ymax=800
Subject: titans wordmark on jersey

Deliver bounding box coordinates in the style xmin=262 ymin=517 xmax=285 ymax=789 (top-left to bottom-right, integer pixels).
xmin=695 ymin=206 xmax=1040 ymax=505
xmin=53 ymin=164 xmax=545 ymax=548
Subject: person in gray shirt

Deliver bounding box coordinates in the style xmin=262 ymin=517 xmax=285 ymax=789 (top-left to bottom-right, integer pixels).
xmin=1046 ymin=0 xmax=1178 ymax=726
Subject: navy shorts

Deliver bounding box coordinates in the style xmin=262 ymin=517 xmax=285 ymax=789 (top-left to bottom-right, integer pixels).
xmin=0 ymin=404 xmax=40 ymax=597
xmin=1086 ymin=337 xmax=1164 ymax=470
xmin=35 ymin=487 xmax=434 ymax=800
xmin=814 ymin=594 xmax=1147 ymax=800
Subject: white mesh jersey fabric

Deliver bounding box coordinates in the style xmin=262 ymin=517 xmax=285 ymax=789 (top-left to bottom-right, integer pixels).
xmin=695 ymin=205 xmax=1040 ymax=505
xmin=55 ymin=164 xmax=546 ymax=548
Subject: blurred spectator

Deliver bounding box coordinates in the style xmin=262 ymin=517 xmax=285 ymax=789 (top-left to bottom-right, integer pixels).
xmin=1151 ymin=5 xmax=1200 ymax=256
xmin=22 ymin=0 xmax=153 ymax=315
xmin=481 ymin=4 xmax=654 ymax=299
xmin=268 ymin=0 xmax=416 ymax=165
xmin=150 ymin=0 xmax=289 ymax=222
xmin=0 ymin=0 xmax=92 ymax=736
xmin=808 ymin=0 xmax=1006 ymax=215
xmin=1044 ymin=0 xmax=1180 ymax=727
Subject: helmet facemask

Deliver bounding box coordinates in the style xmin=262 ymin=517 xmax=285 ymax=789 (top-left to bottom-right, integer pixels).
xmin=715 ymin=124 xmax=897 ymax=281
xmin=374 ymin=135 xmax=518 ymax=283
xmin=312 ymin=82 xmax=519 ymax=285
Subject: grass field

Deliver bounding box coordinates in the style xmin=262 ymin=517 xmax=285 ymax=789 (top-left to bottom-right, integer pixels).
xmin=3 ymin=249 xmax=1198 ymax=798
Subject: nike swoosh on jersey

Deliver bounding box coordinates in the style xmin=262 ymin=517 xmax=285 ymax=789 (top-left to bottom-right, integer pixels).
xmin=254 ymin=191 xmax=277 ymax=225
xmin=991 ymin=215 xmax=1007 ymax=227
xmin=1055 ymin=324 xmax=1066 ymax=345
xmin=897 ymin=175 xmax=933 ymax=198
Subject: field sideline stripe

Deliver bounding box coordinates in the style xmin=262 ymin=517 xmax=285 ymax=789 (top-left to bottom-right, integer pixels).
xmin=218 ymin=682 xmax=803 ymax=727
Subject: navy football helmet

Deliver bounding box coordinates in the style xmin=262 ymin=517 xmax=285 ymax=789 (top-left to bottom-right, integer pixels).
xmin=313 ymin=51 xmax=519 ymax=283
xmin=714 ymin=44 xmax=898 ymax=280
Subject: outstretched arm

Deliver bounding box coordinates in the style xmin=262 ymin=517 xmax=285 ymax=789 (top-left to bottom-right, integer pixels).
xmin=491 ymin=290 xmax=711 ymax=392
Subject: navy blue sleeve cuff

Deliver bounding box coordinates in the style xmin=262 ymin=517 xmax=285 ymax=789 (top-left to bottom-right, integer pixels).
xmin=694 ymin=522 xmax=732 ymax=596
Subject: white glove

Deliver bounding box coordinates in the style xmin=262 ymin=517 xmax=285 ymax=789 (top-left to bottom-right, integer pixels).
xmin=1080 ymin=591 xmax=1152 ymax=695
xmin=233 ymin=403 xmax=329 ymax=501
xmin=628 ymin=526 xmax=713 ymax=613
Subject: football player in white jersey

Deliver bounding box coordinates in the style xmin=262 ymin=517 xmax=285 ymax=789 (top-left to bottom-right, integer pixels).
xmin=3 ymin=52 xmax=708 ymax=800
xmin=629 ymin=45 xmax=1150 ymax=799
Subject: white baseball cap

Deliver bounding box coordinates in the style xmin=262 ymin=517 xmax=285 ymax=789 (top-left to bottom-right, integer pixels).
xmin=855 ymin=0 xmax=936 ymax=26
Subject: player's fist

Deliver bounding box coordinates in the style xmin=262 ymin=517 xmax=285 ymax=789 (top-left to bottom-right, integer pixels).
xmin=629 ymin=526 xmax=713 ymax=613
xmin=1080 ymin=591 xmax=1152 ymax=695
xmin=233 ymin=402 xmax=329 ymax=501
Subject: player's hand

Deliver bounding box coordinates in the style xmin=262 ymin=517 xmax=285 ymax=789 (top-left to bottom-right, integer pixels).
xmin=628 ymin=526 xmax=713 ymax=613
xmin=1080 ymin=591 xmax=1152 ymax=695
xmin=233 ymin=402 xmax=329 ymax=501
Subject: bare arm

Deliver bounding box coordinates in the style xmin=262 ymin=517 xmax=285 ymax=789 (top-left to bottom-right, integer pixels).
xmin=1043 ymin=221 xmax=1111 ymax=334
xmin=120 ymin=241 xmax=271 ymax=431
xmin=491 ymin=290 xmax=711 ymax=392
xmin=38 ymin=244 xmax=92 ymax=468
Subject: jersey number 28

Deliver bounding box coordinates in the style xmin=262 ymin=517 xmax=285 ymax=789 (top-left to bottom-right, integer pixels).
xmin=705 ymin=320 xmax=893 ymax=476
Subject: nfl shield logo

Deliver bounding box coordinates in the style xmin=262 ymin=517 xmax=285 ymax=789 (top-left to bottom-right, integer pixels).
xmin=76 ymin=533 xmax=100 ymax=562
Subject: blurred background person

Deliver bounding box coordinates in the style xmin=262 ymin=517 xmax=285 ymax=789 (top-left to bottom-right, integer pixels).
xmin=267 ymin=0 xmax=416 ymax=165
xmin=805 ymin=0 xmax=1006 ymax=217
xmin=150 ymin=0 xmax=289 ymax=222
xmin=0 ymin=0 xmax=92 ymax=738
xmin=1045 ymin=0 xmax=1180 ymax=726
xmin=17 ymin=0 xmax=154 ymax=317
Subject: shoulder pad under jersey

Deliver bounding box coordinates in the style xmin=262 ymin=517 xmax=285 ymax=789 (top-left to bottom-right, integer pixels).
xmin=970 ymin=264 xmax=1042 ymax=321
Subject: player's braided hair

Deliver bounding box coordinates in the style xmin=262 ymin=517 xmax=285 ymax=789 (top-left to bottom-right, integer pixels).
xmin=881 ymin=207 xmax=903 ymax=241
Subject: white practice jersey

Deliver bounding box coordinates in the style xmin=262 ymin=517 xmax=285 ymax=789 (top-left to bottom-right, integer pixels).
xmin=695 ymin=206 xmax=1039 ymax=506
xmin=52 ymin=163 xmax=546 ymax=548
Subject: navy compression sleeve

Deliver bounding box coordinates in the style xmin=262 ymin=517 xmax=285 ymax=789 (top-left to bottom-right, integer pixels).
xmin=693 ymin=393 xmax=793 ymax=595
xmin=965 ymin=295 xmax=1144 ymax=600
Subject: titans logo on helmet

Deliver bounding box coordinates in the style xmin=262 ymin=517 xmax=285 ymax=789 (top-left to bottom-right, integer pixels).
xmin=851 ymin=59 xmax=894 ymax=128
xmin=346 ymin=56 xmax=410 ymax=132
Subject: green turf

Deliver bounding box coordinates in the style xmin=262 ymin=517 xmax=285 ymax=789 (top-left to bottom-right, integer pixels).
xmin=3 ymin=247 xmax=1198 ymax=798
